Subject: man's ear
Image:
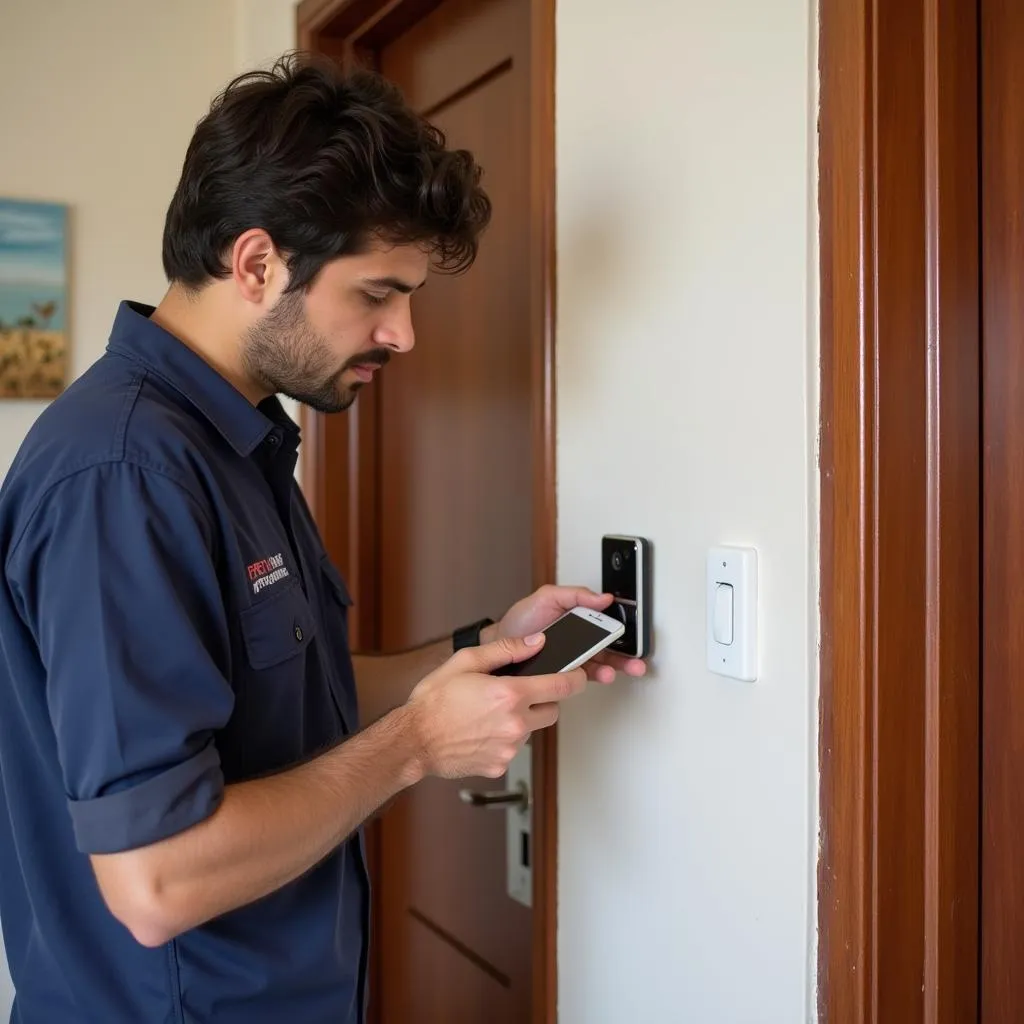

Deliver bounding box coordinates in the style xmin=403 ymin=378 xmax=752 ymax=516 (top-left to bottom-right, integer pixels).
xmin=230 ymin=229 xmax=287 ymax=305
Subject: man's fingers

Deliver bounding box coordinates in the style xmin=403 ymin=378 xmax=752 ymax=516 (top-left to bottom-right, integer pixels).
xmin=526 ymin=702 xmax=560 ymax=731
xmin=588 ymin=651 xmax=648 ymax=678
xmin=587 ymin=663 xmax=617 ymax=684
xmin=615 ymin=657 xmax=647 ymax=677
xmin=537 ymin=584 xmax=613 ymax=612
xmin=517 ymin=667 xmax=587 ymax=705
xmin=459 ymin=633 xmax=544 ymax=673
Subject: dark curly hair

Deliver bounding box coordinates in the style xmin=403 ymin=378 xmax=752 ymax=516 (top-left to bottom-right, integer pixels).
xmin=162 ymin=52 xmax=491 ymax=291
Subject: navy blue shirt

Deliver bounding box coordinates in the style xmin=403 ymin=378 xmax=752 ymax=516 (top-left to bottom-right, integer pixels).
xmin=0 ymin=302 xmax=368 ymax=1023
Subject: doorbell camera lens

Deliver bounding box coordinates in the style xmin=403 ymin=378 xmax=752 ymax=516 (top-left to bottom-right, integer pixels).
xmin=611 ymin=551 xmax=624 ymax=571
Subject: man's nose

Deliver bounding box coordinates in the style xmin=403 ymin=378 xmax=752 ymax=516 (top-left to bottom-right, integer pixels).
xmin=374 ymin=302 xmax=415 ymax=354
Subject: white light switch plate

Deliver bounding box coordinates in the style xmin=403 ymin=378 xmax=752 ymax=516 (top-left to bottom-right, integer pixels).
xmin=706 ymin=546 xmax=758 ymax=681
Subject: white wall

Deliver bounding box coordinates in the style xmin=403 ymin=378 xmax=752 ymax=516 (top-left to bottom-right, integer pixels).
xmin=235 ymin=0 xmax=299 ymax=72
xmin=555 ymin=1 xmax=820 ymax=1022
xmin=0 ymin=0 xmax=238 ymax=480
xmin=0 ymin=0 xmax=239 ymax=1012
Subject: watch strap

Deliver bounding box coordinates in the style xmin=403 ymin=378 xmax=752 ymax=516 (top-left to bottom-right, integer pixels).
xmin=452 ymin=617 xmax=495 ymax=651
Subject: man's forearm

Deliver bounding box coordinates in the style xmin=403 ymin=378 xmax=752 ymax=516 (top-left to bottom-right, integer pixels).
xmin=91 ymin=705 xmax=425 ymax=948
xmin=352 ymin=621 xmax=498 ymax=721
xmin=352 ymin=639 xmax=450 ymax=722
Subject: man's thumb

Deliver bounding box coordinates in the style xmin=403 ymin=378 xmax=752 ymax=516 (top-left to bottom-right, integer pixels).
xmin=462 ymin=632 xmax=545 ymax=673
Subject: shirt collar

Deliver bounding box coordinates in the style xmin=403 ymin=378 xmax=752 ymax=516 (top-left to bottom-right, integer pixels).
xmin=106 ymin=300 xmax=299 ymax=457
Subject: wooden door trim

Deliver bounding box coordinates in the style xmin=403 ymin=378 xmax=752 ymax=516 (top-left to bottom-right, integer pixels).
xmin=526 ymin=0 xmax=557 ymax=1016
xmin=980 ymin=1 xmax=1024 ymax=1013
xmin=296 ymin=2 xmax=558 ymax=1021
xmin=818 ymin=0 xmax=981 ymax=1021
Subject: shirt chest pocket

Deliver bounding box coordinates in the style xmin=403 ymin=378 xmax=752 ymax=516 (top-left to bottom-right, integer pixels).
xmin=236 ymin=579 xmax=321 ymax=775
xmin=240 ymin=578 xmax=317 ymax=670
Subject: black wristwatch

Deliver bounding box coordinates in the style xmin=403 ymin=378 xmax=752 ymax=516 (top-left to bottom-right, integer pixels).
xmin=452 ymin=617 xmax=495 ymax=652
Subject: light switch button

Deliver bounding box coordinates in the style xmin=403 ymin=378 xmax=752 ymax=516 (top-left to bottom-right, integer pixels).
xmin=713 ymin=583 xmax=734 ymax=645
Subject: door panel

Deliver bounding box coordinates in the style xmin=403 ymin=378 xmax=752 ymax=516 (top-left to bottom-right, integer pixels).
xmin=981 ymin=0 xmax=1024 ymax=1020
xmin=404 ymin=912 xmax=512 ymax=1021
xmin=382 ymin=0 xmax=522 ymax=115
xmin=376 ymin=1 xmax=534 ymax=1020
xmin=401 ymin=775 xmax=526 ymax=975
xmin=381 ymin=774 xmax=529 ymax=998
xmin=379 ymin=37 xmax=531 ymax=647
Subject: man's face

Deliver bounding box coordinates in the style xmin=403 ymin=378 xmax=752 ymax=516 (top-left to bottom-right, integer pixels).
xmin=242 ymin=242 xmax=429 ymax=413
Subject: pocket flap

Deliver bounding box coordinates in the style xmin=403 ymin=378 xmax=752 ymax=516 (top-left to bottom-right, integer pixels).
xmin=240 ymin=579 xmax=317 ymax=670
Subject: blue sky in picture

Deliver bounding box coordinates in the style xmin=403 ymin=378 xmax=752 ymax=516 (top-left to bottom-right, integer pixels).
xmin=0 ymin=198 xmax=67 ymax=331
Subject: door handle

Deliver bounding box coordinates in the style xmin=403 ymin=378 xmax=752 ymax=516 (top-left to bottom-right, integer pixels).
xmin=458 ymin=781 xmax=530 ymax=811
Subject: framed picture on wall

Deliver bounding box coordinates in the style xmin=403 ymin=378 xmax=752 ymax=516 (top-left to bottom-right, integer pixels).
xmin=0 ymin=198 xmax=69 ymax=399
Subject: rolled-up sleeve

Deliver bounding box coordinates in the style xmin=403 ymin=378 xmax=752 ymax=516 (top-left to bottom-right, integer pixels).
xmin=8 ymin=461 xmax=235 ymax=855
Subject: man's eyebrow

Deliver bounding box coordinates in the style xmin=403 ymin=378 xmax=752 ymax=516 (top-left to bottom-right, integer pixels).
xmin=361 ymin=276 xmax=426 ymax=294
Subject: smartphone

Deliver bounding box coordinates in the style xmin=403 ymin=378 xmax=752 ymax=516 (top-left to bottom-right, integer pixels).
xmin=493 ymin=606 xmax=625 ymax=676
xmin=602 ymin=534 xmax=653 ymax=658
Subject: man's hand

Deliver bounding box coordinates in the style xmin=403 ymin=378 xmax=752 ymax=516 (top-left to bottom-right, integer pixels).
xmin=491 ymin=585 xmax=648 ymax=684
xmin=406 ymin=633 xmax=586 ymax=779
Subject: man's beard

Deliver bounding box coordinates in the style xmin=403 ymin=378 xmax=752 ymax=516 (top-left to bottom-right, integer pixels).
xmin=242 ymin=290 xmax=389 ymax=414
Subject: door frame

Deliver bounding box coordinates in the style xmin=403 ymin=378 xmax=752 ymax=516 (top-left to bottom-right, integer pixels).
xmin=817 ymin=0 xmax=982 ymax=1020
xmin=295 ymin=1 xmax=559 ymax=1020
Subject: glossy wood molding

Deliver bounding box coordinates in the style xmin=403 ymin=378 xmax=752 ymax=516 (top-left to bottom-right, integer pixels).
xmin=980 ymin=0 xmax=1024 ymax=1017
xmin=818 ymin=0 xmax=980 ymax=1020
xmin=526 ymin=0 xmax=557 ymax=1015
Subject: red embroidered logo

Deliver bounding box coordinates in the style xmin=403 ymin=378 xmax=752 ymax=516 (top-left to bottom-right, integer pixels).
xmin=247 ymin=552 xmax=289 ymax=595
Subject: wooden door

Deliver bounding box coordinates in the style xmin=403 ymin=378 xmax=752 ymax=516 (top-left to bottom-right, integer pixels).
xmin=297 ymin=1 xmax=556 ymax=1021
xmin=375 ymin=3 xmax=534 ymax=1023
xmin=980 ymin=1 xmax=1024 ymax=1020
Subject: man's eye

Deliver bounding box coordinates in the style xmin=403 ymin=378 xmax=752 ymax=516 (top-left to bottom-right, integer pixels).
xmin=363 ymin=292 xmax=389 ymax=307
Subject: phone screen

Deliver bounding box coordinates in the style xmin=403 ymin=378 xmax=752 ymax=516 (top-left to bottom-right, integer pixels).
xmin=495 ymin=613 xmax=615 ymax=676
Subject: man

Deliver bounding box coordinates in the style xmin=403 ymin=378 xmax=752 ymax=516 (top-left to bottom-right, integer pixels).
xmin=0 ymin=53 xmax=645 ymax=1024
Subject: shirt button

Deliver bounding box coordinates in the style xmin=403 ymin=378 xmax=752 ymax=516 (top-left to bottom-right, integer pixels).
xmin=294 ymin=624 xmax=304 ymax=642
xmin=267 ymin=433 xmax=281 ymax=447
